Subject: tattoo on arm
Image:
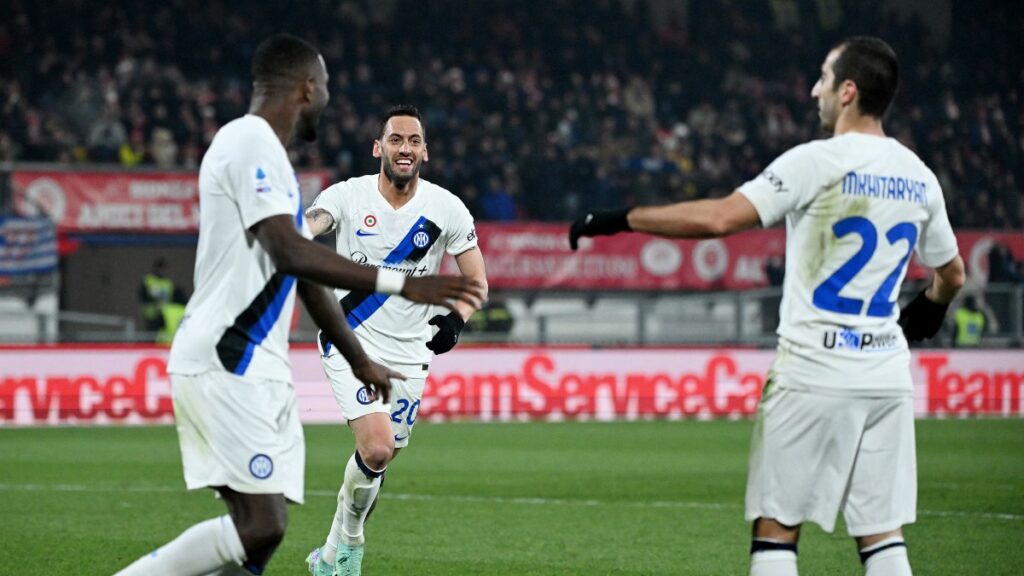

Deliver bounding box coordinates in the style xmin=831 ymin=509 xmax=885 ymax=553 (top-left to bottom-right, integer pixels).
xmin=305 ymin=208 xmax=336 ymax=237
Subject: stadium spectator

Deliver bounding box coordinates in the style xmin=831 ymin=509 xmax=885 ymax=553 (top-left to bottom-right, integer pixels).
xmin=570 ymin=36 xmax=966 ymax=576
xmin=988 ymin=242 xmax=1023 ymax=284
xmin=760 ymin=253 xmax=785 ymax=334
xmin=1 ymin=1 xmax=1020 ymax=229
xmin=137 ymin=258 xmax=187 ymax=343
xmin=465 ymin=297 xmax=515 ymax=337
xmin=951 ymin=294 xmax=988 ymax=347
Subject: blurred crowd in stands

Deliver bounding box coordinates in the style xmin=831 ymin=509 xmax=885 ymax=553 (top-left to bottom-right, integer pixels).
xmin=2 ymin=0 xmax=1021 ymax=227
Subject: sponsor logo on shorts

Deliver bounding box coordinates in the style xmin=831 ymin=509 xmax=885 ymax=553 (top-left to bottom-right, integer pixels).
xmin=356 ymin=387 xmax=377 ymax=405
xmin=822 ymin=328 xmax=901 ymax=351
xmin=394 ymin=434 xmax=408 ymax=442
xmin=249 ymin=454 xmax=274 ymax=479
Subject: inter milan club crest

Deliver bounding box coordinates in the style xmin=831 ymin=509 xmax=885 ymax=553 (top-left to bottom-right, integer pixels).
xmin=413 ymin=230 xmax=430 ymax=248
xmin=249 ymin=454 xmax=274 ymax=479
xmin=356 ymin=387 xmax=377 ymax=405
xmin=364 ymin=215 xmax=377 ymax=228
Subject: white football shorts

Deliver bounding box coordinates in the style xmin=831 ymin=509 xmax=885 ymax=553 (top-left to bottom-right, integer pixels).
xmin=172 ymin=371 xmax=304 ymax=504
xmin=745 ymin=385 xmax=916 ymax=536
xmin=322 ymin=354 xmax=427 ymax=448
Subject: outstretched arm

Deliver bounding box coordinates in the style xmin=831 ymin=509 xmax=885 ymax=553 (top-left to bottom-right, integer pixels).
xmin=569 ymin=191 xmax=762 ymax=249
xmin=627 ymin=191 xmax=762 ymax=238
xmin=252 ymin=214 xmax=484 ymax=308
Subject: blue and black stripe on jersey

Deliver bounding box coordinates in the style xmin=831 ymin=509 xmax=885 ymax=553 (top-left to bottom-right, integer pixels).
xmin=216 ymin=191 xmax=304 ymax=374
xmin=216 ymin=272 xmax=296 ymax=374
xmin=320 ymin=216 xmax=442 ymax=356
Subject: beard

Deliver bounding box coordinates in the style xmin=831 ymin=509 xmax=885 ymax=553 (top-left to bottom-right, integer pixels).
xmin=382 ymin=157 xmax=420 ymax=187
xmin=818 ymin=102 xmax=837 ymax=134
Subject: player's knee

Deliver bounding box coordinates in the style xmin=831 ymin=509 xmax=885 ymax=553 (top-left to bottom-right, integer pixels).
xmin=753 ymin=517 xmax=800 ymax=543
xmin=855 ymin=528 xmax=903 ymax=550
xmin=358 ymin=440 xmax=394 ymax=470
xmin=240 ymin=516 xmax=287 ymax=554
xmin=235 ymin=503 xmax=288 ymax=554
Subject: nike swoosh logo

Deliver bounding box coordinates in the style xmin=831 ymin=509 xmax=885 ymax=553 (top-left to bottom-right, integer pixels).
xmin=394 ymin=434 xmax=408 ymax=442
xmin=355 ymin=230 xmax=378 ymax=237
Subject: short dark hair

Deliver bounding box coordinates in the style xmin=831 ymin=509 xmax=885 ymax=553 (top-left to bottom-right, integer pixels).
xmin=831 ymin=37 xmax=899 ymax=118
xmin=251 ymin=34 xmax=320 ymax=86
xmin=379 ymin=104 xmax=425 ymax=139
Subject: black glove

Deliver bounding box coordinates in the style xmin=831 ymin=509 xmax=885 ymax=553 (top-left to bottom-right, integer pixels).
xmin=568 ymin=208 xmax=632 ymax=251
xmin=898 ymin=289 xmax=950 ymax=342
xmin=426 ymin=311 xmax=465 ymax=354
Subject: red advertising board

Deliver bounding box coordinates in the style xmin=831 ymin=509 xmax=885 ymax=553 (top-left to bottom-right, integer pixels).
xmin=1 ymin=347 xmax=1020 ymax=426
xmin=443 ymin=224 xmax=1024 ymax=291
xmin=11 ymin=169 xmax=329 ymax=233
xmin=10 ymin=168 xmax=1022 ymax=289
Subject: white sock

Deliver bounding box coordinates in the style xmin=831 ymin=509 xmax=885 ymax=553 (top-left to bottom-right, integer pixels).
xmin=324 ymin=452 xmax=384 ymax=558
xmin=115 ymin=515 xmax=246 ymax=576
xmin=750 ymin=550 xmax=798 ymax=576
xmin=862 ymin=538 xmax=911 ymax=576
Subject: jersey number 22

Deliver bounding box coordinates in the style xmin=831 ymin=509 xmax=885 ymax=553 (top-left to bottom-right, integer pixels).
xmin=812 ymin=216 xmax=917 ymax=318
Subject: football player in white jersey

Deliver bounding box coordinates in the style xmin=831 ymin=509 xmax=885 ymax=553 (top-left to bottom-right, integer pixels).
xmin=570 ymin=37 xmax=965 ymax=576
xmin=115 ymin=37 xmax=483 ymax=576
xmin=302 ymin=104 xmax=488 ymax=576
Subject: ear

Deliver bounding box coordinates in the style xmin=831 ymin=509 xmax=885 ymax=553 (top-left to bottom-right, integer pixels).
xmin=840 ymin=79 xmax=858 ymax=107
xmin=372 ymin=139 xmax=382 ymax=158
xmin=422 ymin=144 xmax=429 ymax=163
xmin=301 ymin=76 xmax=315 ymax=104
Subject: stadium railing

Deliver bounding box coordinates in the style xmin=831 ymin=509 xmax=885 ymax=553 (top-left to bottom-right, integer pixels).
xmin=3 ymin=284 xmax=1020 ymax=348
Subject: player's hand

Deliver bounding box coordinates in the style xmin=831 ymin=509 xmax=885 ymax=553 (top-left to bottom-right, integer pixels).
xmin=568 ymin=208 xmax=632 ymax=251
xmin=402 ymin=275 xmax=484 ymax=311
xmin=351 ymin=358 xmax=405 ymax=404
xmin=898 ymin=289 xmax=950 ymax=342
xmin=426 ymin=311 xmax=466 ymax=355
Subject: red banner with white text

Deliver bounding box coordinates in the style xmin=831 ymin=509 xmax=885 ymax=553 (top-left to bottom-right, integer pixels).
xmin=10 ymin=170 xmax=330 ymax=233
xmin=2 ymin=347 xmax=1021 ymax=426
xmin=441 ymin=224 xmax=1024 ymax=290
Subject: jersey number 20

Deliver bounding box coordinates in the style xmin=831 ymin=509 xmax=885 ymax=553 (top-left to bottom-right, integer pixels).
xmin=812 ymin=216 xmax=917 ymax=317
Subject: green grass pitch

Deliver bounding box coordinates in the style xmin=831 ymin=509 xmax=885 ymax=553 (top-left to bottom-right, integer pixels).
xmin=1 ymin=419 xmax=1022 ymax=574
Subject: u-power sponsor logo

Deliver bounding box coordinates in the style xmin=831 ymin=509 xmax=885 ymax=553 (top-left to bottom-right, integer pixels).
xmin=822 ymin=327 xmax=900 ymax=351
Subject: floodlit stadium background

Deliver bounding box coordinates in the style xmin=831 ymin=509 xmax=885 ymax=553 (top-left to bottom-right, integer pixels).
xmin=0 ymin=1 xmax=1022 ymax=574
xmin=2 ymin=0 xmax=1020 ymax=420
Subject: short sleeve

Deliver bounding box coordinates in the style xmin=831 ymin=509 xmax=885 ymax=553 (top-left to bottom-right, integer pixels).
xmin=224 ymin=144 xmax=298 ymax=230
xmin=445 ymin=197 xmax=478 ymax=256
xmin=307 ymin=181 xmax=348 ymax=233
xmin=915 ymin=176 xmax=959 ymax=268
xmin=737 ymin=143 xmax=822 ymax=227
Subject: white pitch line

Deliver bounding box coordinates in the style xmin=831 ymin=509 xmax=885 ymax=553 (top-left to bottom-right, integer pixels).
xmin=1 ymin=483 xmax=1021 ymax=522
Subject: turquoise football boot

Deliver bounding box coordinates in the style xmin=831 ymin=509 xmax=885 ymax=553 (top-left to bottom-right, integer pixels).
xmin=305 ymin=546 xmax=335 ymax=576
xmin=335 ymin=542 xmax=365 ymax=576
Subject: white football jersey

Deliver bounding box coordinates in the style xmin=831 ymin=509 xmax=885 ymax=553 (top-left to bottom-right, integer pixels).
xmin=309 ymin=175 xmax=478 ymax=366
xmin=739 ymin=133 xmax=959 ymax=394
xmin=168 ymin=115 xmax=308 ymax=382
